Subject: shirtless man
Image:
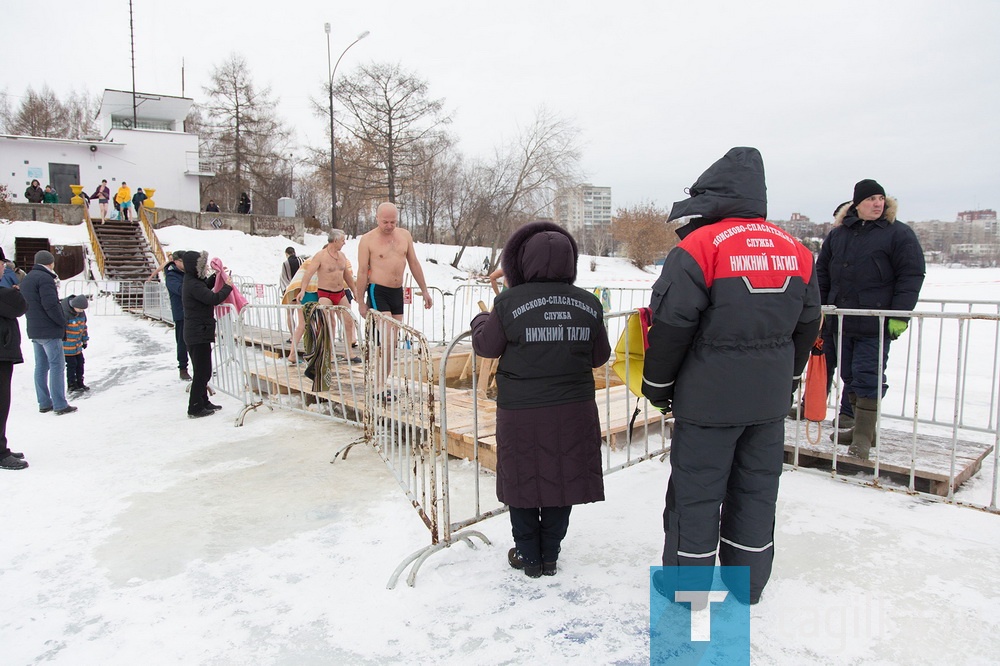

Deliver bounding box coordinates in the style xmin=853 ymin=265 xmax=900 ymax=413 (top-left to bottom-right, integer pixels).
xmin=295 ymin=230 xmax=359 ymax=359
xmin=356 ymin=202 xmax=433 ymax=321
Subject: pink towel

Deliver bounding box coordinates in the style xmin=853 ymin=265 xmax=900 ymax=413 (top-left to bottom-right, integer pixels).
xmin=210 ymin=257 xmax=249 ymax=314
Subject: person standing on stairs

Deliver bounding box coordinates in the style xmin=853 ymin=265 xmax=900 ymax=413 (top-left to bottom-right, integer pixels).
xmin=91 ymin=180 xmax=111 ymax=223
xmin=817 ymin=180 xmax=925 ymax=460
xmin=116 ymin=182 xmax=132 ymax=222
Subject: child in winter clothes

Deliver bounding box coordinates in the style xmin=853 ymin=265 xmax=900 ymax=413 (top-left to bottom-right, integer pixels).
xmin=62 ymin=295 xmax=89 ymax=393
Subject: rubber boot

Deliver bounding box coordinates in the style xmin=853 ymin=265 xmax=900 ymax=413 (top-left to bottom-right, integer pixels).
xmin=846 ymin=397 xmax=879 ymax=460
xmin=830 ymin=393 xmax=858 ymax=441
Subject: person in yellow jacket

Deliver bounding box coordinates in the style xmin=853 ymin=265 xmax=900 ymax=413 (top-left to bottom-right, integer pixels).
xmin=115 ymin=182 xmax=133 ymax=222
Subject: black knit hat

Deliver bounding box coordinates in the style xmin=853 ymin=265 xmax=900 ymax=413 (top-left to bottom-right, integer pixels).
xmin=852 ymin=179 xmax=885 ymax=206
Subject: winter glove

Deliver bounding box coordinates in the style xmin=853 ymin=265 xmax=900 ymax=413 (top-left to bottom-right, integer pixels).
xmin=83 ymin=342 xmax=88 ymax=349
xmin=645 ymin=385 xmax=674 ymax=414
xmin=887 ymin=318 xmax=908 ymax=341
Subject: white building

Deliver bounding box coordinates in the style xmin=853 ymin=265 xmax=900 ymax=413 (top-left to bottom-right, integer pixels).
xmin=554 ymin=184 xmax=612 ymax=236
xmin=0 ymin=89 xmax=212 ymax=212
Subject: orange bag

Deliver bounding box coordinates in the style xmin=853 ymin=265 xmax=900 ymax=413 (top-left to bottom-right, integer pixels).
xmin=804 ymin=338 xmax=827 ymax=422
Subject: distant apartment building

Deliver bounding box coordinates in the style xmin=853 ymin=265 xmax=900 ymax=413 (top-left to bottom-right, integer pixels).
xmin=554 ymin=183 xmax=612 ymax=233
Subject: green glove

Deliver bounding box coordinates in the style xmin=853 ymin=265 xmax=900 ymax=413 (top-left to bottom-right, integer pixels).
xmin=887 ymin=318 xmax=908 ymax=340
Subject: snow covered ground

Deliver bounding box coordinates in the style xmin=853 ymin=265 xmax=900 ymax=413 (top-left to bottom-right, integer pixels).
xmin=2 ymin=221 xmax=1000 ymax=664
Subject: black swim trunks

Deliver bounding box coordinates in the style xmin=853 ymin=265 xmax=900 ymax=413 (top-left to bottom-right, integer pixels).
xmin=366 ymin=284 xmax=404 ymax=315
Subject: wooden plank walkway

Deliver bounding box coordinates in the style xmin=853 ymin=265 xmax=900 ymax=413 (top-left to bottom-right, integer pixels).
xmin=783 ymin=420 xmax=994 ymax=496
xmin=246 ymin=352 xmax=667 ymax=472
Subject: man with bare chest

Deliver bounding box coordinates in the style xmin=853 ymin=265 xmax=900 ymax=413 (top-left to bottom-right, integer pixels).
xmin=297 ymin=230 xmax=356 ymax=305
xmin=356 ymin=202 xmax=433 ymax=321
xmin=295 ymin=229 xmax=359 ymax=357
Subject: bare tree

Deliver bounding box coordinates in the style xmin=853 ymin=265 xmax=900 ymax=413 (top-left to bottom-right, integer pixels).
xmin=450 ymin=107 xmax=581 ymax=268
xmin=7 ymin=86 xmax=68 ymax=138
xmin=0 ymin=88 xmax=12 ymax=134
xmin=63 ymin=90 xmax=100 ymax=138
xmin=611 ymin=202 xmax=679 ymax=269
xmin=202 ymin=54 xmax=292 ymax=215
xmin=332 ymin=62 xmax=451 ymax=204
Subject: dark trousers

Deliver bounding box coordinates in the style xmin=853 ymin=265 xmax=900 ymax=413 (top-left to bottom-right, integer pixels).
xmin=508 ymin=506 xmax=572 ymax=565
xmin=0 ymin=362 xmax=12 ymax=456
xmin=663 ymin=419 xmax=784 ymax=601
xmin=187 ymin=342 xmax=213 ymax=414
xmin=840 ymin=335 xmax=890 ymax=401
xmin=174 ymin=319 xmax=189 ymax=370
xmin=66 ymin=352 xmax=85 ymax=387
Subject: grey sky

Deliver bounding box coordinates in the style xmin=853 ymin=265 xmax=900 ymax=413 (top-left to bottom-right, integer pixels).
xmin=4 ymin=0 xmax=997 ymax=222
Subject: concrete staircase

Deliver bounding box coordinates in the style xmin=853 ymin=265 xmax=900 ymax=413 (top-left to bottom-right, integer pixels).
xmin=92 ymin=219 xmax=158 ymax=281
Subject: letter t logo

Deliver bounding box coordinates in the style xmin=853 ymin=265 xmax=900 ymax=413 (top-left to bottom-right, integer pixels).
xmin=674 ymin=590 xmax=729 ymax=641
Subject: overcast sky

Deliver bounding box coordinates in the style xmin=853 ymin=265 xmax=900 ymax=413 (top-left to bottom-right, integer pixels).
xmin=4 ymin=0 xmax=997 ymax=222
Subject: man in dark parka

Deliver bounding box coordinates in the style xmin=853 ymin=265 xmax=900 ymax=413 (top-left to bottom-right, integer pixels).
xmin=471 ymin=221 xmax=611 ymax=578
xmin=180 ymin=250 xmax=232 ymax=418
xmin=817 ymin=180 xmax=925 ymax=460
xmin=642 ymin=147 xmax=822 ymax=604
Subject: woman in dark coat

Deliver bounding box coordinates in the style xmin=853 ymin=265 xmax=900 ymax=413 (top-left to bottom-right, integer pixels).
xmin=180 ymin=250 xmax=233 ymax=418
xmin=0 ymin=285 xmax=29 ymax=469
xmin=470 ymin=221 xmax=611 ymax=577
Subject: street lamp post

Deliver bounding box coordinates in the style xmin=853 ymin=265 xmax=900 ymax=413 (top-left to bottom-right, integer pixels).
xmin=325 ymin=25 xmax=369 ymax=229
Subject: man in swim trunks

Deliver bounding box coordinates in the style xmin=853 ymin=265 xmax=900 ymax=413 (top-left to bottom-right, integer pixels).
xmin=356 ymin=202 xmax=433 ymax=322
xmin=296 ymin=230 xmax=359 ymax=359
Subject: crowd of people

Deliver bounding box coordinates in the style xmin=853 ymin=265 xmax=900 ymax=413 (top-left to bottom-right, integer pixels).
xmin=6 ymin=175 xmax=925 ymax=610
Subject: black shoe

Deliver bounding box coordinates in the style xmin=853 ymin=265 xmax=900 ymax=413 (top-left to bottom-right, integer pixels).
xmin=188 ymin=408 xmax=216 ymax=419
xmin=349 ymin=356 xmax=362 ymax=364
xmin=205 ymin=401 xmax=222 ymax=411
xmin=9 ymin=452 xmax=24 ymax=459
xmin=542 ymin=561 xmax=557 ymax=576
xmin=54 ymin=405 xmax=78 ymax=415
xmin=0 ymin=454 xmax=28 ymax=470
xmin=78 ymin=383 xmax=91 ymax=392
xmin=39 ymin=406 xmax=53 ymax=413
xmin=179 ymin=368 xmax=192 ymax=381
xmin=508 ymin=548 xmax=542 ymax=578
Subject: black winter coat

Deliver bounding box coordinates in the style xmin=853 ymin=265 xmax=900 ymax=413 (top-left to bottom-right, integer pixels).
xmin=0 ymin=287 xmax=28 ymax=364
xmin=471 ymin=222 xmax=610 ymax=508
xmin=642 ymin=148 xmax=822 ymax=426
xmin=20 ymin=264 xmax=66 ymax=339
xmin=180 ymin=251 xmax=232 ymax=345
xmin=817 ymin=198 xmax=925 ymax=337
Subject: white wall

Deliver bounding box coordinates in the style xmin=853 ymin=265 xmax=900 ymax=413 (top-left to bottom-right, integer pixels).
xmin=0 ymin=131 xmax=202 ymax=212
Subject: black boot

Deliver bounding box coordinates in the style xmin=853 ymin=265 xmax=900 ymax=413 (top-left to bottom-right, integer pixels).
xmin=508 ymin=548 xmax=542 ymax=578
xmin=179 ymin=368 xmax=192 ymax=381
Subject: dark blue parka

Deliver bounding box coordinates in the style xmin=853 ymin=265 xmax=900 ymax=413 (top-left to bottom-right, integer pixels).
xmin=20 ymin=263 xmax=66 ymax=339
xmin=164 ymin=262 xmax=185 ymax=321
xmin=816 ymin=198 xmax=925 ymax=337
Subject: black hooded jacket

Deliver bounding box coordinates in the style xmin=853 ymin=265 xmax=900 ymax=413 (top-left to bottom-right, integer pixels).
xmin=470 ymin=221 xmax=610 ymax=509
xmin=472 ymin=222 xmax=610 ymax=409
xmin=180 ymin=250 xmax=232 ymax=346
xmin=642 ymin=147 xmax=822 ymax=426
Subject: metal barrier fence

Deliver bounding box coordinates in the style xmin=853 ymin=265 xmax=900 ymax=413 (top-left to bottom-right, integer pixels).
xmin=387 ymin=310 xmax=671 ymax=587
xmin=788 ymin=306 xmax=1000 ymax=511
xmin=229 ymin=303 xmax=366 ymax=426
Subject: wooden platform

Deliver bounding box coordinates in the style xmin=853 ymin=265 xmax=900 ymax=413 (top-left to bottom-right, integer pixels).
xmin=784 ymin=421 xmax=994 ymax=496
xmin=246 ymin=351 xmax=667 ymax=473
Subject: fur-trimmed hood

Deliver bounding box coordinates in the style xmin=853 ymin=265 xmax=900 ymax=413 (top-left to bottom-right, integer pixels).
xmin=180 ymin=250 xmax=211 ymax=279
xmin=834 ymin=197 xmax=898 ymax=226
xmin=500 ymin=221 xmax=578 ymax=287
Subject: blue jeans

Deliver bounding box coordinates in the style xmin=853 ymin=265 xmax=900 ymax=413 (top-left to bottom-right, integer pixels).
xmin=840 ymin=335 xmax=890 ymax=401
xmin=33 ymin=338 xmax=68 ymax=410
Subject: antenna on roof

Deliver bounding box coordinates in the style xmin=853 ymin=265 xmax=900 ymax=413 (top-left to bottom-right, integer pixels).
xmin=129 ymin=0 xmax=137 ymax=129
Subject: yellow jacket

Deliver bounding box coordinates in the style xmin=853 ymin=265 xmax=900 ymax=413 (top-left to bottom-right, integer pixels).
xmin=115 ymin=185 xmax=131 ymax=204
